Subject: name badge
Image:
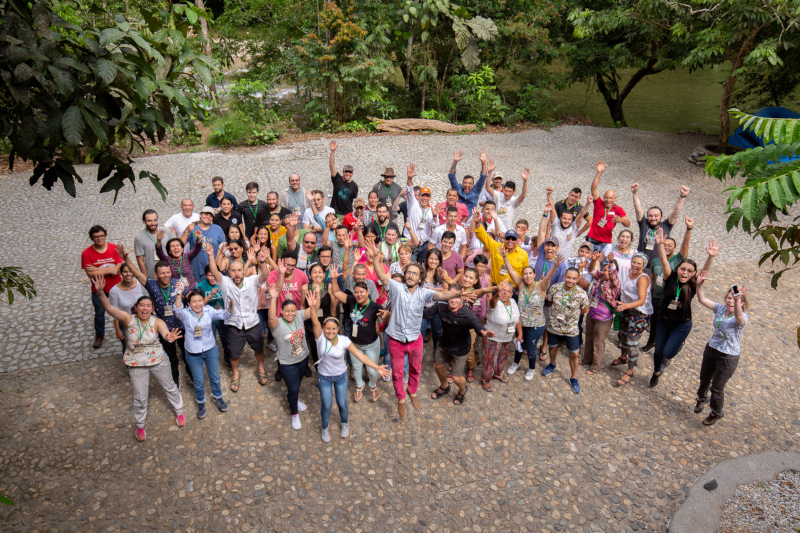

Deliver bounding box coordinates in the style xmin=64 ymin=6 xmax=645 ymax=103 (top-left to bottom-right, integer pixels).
xmin=294 ymin=206 xmax=301 ymax=213
xmin=667 ymin=300 xmax=679 ymax=310
xmin=352 ymin=324 xmax=359 ymax=337
xmin=556 ymin=314 xmax=565 ymax=322
xmin=645 ymin=242 xmax=654 ymax=251
xmin=656 ymin=276 xmax=664 ymax=287
xmin=164 ymin=307 xmax=173 ymax=317
xmin=418 ymin=220 xmax=426 ymax=230
xmin=506 ymin=325 xmax=515 ymax=334
xmin=316 ymin=308 xmax=323 ymax=317
xmin=499 ymin=267 xmax=508 ymax=276
xmin=590 ymin=299 xmax=598 ymax=308
xmin=597 ymin=219 xmax=607 ymax=228
xmin=194 ymin=326 xmax=203 ymax=338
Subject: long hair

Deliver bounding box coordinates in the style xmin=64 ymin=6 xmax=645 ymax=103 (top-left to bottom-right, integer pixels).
xmin=423 ymin=248 xmax=444 ymax=285
xmin=676 ymin=258 xmax=698 ymax=308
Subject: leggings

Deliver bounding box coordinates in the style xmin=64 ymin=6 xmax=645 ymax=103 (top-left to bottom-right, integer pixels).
xmin=278 ymin=357 xmax=308 ymax=416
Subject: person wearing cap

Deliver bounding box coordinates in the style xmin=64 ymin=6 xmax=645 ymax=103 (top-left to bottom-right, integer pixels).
xmin=544 ymin=194 xmax=593 ymax=260
xmin=329 ymin=140 xmax=359 ymax=216
xmin=534 ymin=204 xmax=570 ymax=359
xmin=187 ymin=206 xmax=226 ymax=283
xmin=483 ymin=160 xmax=529 ymax=230
xmin=586 ymin=161 xmax=630 ymax=251
xmin=471 ymin=206 xmax=528 ymax=286
xmin=434 ymin=188 xmax=470 ymax=226
xmin=205 ymin=176 xmax=238 ymax=212
xmin=479 ymin=171 xmax=504 ymax=207
xmin=448 ymin=149 xmax=489 ymax=214
xmin=372 ymin=168 xmax=404 ymax=222
xmin=342 ymin=198 xmax=365 ymax=235
xmin=280 ymin=173 xmax=312 ymax=215
xmin=405 ymin=164 xmax=436 ymax=261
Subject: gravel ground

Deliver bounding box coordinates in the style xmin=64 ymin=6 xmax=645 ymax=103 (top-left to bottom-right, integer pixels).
xmin=718 ymin=470 xmax=800 ymax=533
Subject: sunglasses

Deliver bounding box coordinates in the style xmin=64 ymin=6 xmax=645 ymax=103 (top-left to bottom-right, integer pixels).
xmin=505 ymin=237 xmax=517 ymax=241
xmin=303 ymin=241 xmax=316 ymax=245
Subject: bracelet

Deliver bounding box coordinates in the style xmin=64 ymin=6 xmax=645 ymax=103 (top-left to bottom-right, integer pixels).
xmin=542 ymin=213 xmax=549 ymax=218
xmin=686 ymin=226 xmax=693 ymax=230
xmin=680 ymin=195 xmax=687 ymax=198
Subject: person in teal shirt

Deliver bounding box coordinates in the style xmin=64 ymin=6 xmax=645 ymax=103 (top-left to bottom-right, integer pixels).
xmin=198 ymin=265 xmax=224 ymax=338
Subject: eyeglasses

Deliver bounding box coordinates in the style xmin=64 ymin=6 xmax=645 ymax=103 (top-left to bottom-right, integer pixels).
xmin=405 ymin=271 xmax=420 ymax=277
xmin=505 ymin=237 xmax=517 ymax=241
xmin=91 ymin=234 xmax=106 ymax=240
xmin=303 ymin=241 xmax=316 ymax=245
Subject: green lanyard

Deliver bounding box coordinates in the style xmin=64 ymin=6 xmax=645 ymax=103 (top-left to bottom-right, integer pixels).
xmin=674 ymin=285 xmax=682 ymax=302
xmin=146 ymin=231 xmax=157 ymax=246
xmin=323 ymin=337 xmax=337 ymax=358
xmin=248 ymin=201 xmax=259 ymax=219
xmin=291 ymin=190 xmax=302 ymax=208
xmin=383 ymin=242 xmax=397 ymax=262
xmin=524 ymin=283 xmax=536 ymax=305
xmin=543 ymin=260 xmax=552 ymax=276
xmin=191 ymin=309 xmax=203 ymax=324
xmin=283 ymin=317 xmax=299 ymax=332
xmin=382 ymin=182 xmax=394 ymax=201
xmin=354 ymin=299 xmax=371 ymax=323
xmin=171 ymin=257 xmax=182 ymax=277
xmin=158 ymin=283 xmax=172 ymax=306
xmin=561 ymin=287 xmax=574 ymax=308
xmin=378 ymin=223 xmax=388 ymax=241
xmin=310 ymin=281 xmax=326 ymax=295
xmin=715 ymin=312 xmax=732 ymax=331
xmin=503 ymin=302 xmax=513 ymax=321
xmin=134 ymin=317 xmax=147 ymax=341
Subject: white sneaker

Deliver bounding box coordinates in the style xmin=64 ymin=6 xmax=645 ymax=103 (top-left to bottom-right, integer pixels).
xmin=321 ymin=428 xmax=330 ymax=442
xmin=525 ymin=369 xmax=536 ymax=381
xmin=297 ymin=400 xmax=307 ymax=412
xmin=507 ymin=363 xmax=519 ymax=375
xmin=268 ymin=341 xmax=277 ymax=352
xmin=340 ymin=423 xmax=350 ymax=438
xmin=291 ymin=414 xmax=301 ymax=430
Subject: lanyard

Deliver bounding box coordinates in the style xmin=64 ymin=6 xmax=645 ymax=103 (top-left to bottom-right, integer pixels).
xmin=524 ymin=283 xmax=536 ymax=305
xmin=323 ymin=337 xmax=336 ymax=358
xmin=283 ymin=317 xmax=299 ymax=332
xmin=190 ymin=309 xmax=203 ymax=324
xmin=310 ymin=281 xmax=326 ymax=295
xmin=543 ymin=260 xmax=552 ymax=276
xmin=291 ymin=189 xmax=301 ymax=207
xmin=378 ymin=223 xmax=388 ymax=241
xmin=354 ymin=299 xmax=371 ymax=323
xmin=503 ymin=302 xmax=513 ymax=321
xmin=158 ymin=283 xmax=172 ymax=306
xmin=135 ymin=317 xmax=147 ymax=341
xmin=422 ymin=208 xmax=430 ymax=220
xmin=674 ymin=285 xmax=682 ymax=301
xmin=171 ymin=257 xmax=183 ymax=277
xmin=561 ymin=287 xmax=575 ymax=308
xmin=146 ymin=231 xmax=157 ymax=245
xmin=715 ymin=312 xmax=733 ymax=331
xmin=248 ymin=201 xmax=258 ymax=219
xmin=382 ymin=182 xmax=394 ymax=200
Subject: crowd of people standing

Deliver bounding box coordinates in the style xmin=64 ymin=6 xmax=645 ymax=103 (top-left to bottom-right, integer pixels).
xmin=82 ymin=143 xmax=749 ymax=442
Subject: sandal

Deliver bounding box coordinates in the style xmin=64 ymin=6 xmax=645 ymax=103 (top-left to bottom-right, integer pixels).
xmin=586 ymin=369 xmax=597 ymax=375
xmin=230 ymin=379 xmax=240 ymax=393
xmin=354 ymin=385 xmax=364 ymax=402
xmin=453 ymin=385 xmax=468 ymax=405
xmin=431 ymin=385 xmax=451 ymax=400
xmin=446 ymin=374 xmax=454 ymax=384
xmin=538 ymin=351 xmax=548 ymax=361
xmin=370 ymin=387 xmax=379 ymax=403
xmin=615 ymin=371 xmax=634 ymax=387
xmin=494 ymin=375 xmax=509 ymax=384
xmin=609 ymin=357 xmax=628 ymax=367
xmin=466 ymin=370 xmax=475 ymax=383
xmin=257 ymin=372 xmax=268 ymax=386
xmin=482 ymin=384 xmax=493 ymax=393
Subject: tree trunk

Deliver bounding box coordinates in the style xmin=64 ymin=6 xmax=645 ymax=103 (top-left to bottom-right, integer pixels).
xmin=718 ymin=28 xmax=761 ymax=153
xmin=596 ymin=55 xmax=662 ymax=128
xmin=405 ymin=34 xmax=414 ymax=92
xmin=194 ymin=0 xmax=215 ymax=95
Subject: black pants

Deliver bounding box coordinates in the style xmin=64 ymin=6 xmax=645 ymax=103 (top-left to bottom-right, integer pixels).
xmin=159 ymin=333 xmax=193 ymax=386
xmin=279 ymin=357 xmax=309 ymax=416
xmin=645 ymin=297 xmax=662 ymax=345
xmin=305 ymin=322 xmax=319 ymax=365
xmin=696 ymin=343 xmax=740 ymax=417
xmin=218 ymin=323 xmax=231 ymax=364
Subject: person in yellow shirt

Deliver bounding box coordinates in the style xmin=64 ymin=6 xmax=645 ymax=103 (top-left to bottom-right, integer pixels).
xmin=472 ymin=207 xmax=528 ymax=286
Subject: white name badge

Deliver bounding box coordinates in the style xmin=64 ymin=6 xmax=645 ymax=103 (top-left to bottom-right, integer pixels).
xmin=506 ymin=325 xmax=515 ymax=334
xmin=656 ymin=276 xmax=664 ymax=287
xmin=590 ymin=299 xmax=598 ymax=308
xmin=418 ymin=220 xmax=426 ymax=230
xmin=164 ymin=307 xmax=173 ymax=317
xmin=294 ymin=206 xmax=301 ymax=213
xmin=597 ymin=219 xmax=607 ymax=228
xmin=351 ymin=324 xmax=359 ymax=337
xmin=645 ymin=242 xmax=654 ymax=251
xmin=556 ymin=314 xmax=565 ymax=322
xmin=667 ymin=300 xmax=679 ymax=310
xmin=194 ymin=326 xmax=203 ymax=338
xmin=499 ymin=267 xmax=508 ymax=276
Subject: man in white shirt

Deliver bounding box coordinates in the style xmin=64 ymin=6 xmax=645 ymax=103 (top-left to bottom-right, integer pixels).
xmin=429 ymin=207 xmax=468 ymax=260
xmin=164 ymin=198 xmax=200 ymax=237
xmin=302 ymin=189 xmax=336 ymax=246
xmin=205 ymin=243 xmax=271 ymax=391
xmin=478 ymin=172 xmax=503 ymax=207
xmin=279 ymin=173 xmax=311 ymax=215
xmin=485 ymin=165 xmax=528 ymax=229
xmin=404 ymin=164 xmax=435 ymax=260
xmin=548 ymin=197 xmax=592 ymax=259
xmin=480 ymin=200 xmax=507 ymax=238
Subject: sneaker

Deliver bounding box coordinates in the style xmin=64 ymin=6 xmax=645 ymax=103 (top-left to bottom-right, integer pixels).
xmin=267 ymin=341 xmax=277 ymax=352
xmin=176 ymin=414 xmax=186 ymax=427
xmin=403 ymin=371 xmax=409 ymax=384
xmin=197 ymin=403 xmax=206 ymax=419
xmin=291 ymin=414 xmax=301 ymax=430
xmin=570 ymin=378 xmax=581 ymax=394
xmin=507 ymin=363 xmax=519 ymax=375
xmin=702 ymin=412 xmax=722 ymax=426
xmin=92 ymin=334 xmax=104 ymax=349
xmin=321 ymin=428 xmax=330 ymax=443
xmin=382 ymin=372 xmax=391 ymax=382
xmin=642 ymin=341 xmax=655 ymax=353
xmin=213 ymin=397 xmax=228 ymax=412
xmin=694 ymin=399 xmax=705 ymax=414
xmin=525 ymin=369 xmax=536 ymax=381
xmin=649 ymin=372 xmax=661 ymax=388
xmin=275 ymin=370 xmax=283 ymax=382
xmin=541 ymin=364 xmax=557 ymax=377
xmin=135 ymin=428 xmax=146 ymax=441
xmin=340 ymin=423 xmax=350 ymax=438
xmin=297 ymin=400 xmax=307 ymax=412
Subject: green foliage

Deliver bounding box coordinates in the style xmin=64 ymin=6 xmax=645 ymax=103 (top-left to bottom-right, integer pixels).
xmin=0 ymin=0 xmax=221 ymax=202
xmin=170 ymin=127 xmax=202 ymax=147
xmin=705 ymin=109 xmax=800 ymax=287
xmin=339 ymin=119 xmax=377 ymax=133
xmin=507 ymin=83 xmax=554 ymax=123
xmin=420 ymin=109 xmax=448 ymax=121
xmin=0 ymin=266 xmax=35 ymax=304
xmin=247 ymin=127 xmax=281 ymax=145
xmin=450 ymin=66 xmax=509 ymax=124
xmin=227 ymin=78 xmax=278 ymax=124
xmin=208 ymin=112 xmax=255 ymax=148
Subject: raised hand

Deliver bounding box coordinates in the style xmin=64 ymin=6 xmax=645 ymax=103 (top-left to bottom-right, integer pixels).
xmin=431 ymin=204 xmax=442 ymax=217
xmin=277 ymin=258 xmax=287 ymax=278
xmin=519 ymin=167 xmax=530 ymax=181
xmin=706 ymin=239 xmax=720 ymax=257
xmin=91 ymin=274 xmax=106 ymax=293
xmin=586 ymin=194 xmax=594 ymax=204
xmin=631 ymin=183 xmax=640 ymax=193
xmin=193 ymin=229 xmax=202 ymax=240
xmin=330 ymin=139 xmax=338 ymax=152
xmin=205 ymin=243 xmax=215 ymax=257
xmin=404 ymin=221 xmax=412 ymax=231
xmin=187 ymin=223 xmax=196 ymax=233
xmin=546 ymin=186 xmax=554 ymax=196
xmin=330 ymin=265 xmax=343 ymax=279
xmin=164 ymin=328 xmax=183 ymax=342
xmin=655 ymin=227 xmax=664 ymax=245
xmin=553 ymin=256 xmax=564 ymax=269
xmin=268 ymin=283 xmax=280 ymax=299
xmin=407 ymin=163 xmax=417 ymax=180
xmin=685 ymin=216 xmax=694 ymax=229
xmin=497 ymin=245 xmax=507 ymax=258
xmin=453 ymin=149 xmax=463 ymax=162
xmin=607 ymin=251 xmax=615 ymax=262
xmin=246 ymin=247 xmax=256 ymax=264
xmin=305 ymin=190 xmax=314 ymax=203
xmin=305 ymin=289 xmax=318 ymax=309
xmin=578 ymin=257 xmax=587 ymax=270
xmin=487 ymin=158 xmax=496 ymax=174
xmin=479 ymin=150 xmax=488 ymax=163
xmin=696 ymin=270 xmax=707 ymax=286
xmin=596 ymin=161 xmax=607 ymax=173
xmin=591 ymin=250 xmax=600 ymax=262
xmin=156 ymin=229 xmax=164 ymax=242
xmin=679 ymin=185 xmax=690 ymax=197
xmin=117 ymin=242 xmax=127 ymax=258
xmin=288 ymin=213 xmax=299 ymax=227
xmin=544 ymin=202 xmax=554 ymax=213
xmin=735 ymin=286 xmax=748 ymax=299
xmin=257 ymin=248 xmax=268 ymax=264
xmin=353 ymin=247 xmax=365 ymax=263
xmin=472 ymin=206 xmax=481 ymax=221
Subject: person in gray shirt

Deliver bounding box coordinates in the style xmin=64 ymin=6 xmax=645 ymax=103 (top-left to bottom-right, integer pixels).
xmin=365 ymin=240 xmax=469 ymax=420
xmin=134 ymin=209 xmax=169 ymax=278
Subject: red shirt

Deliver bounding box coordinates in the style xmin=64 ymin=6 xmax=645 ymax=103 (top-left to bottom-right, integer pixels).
xmin=81 ymin=243 xmax=123 ymax=293
xmin=587 ymin=197 xmax=626 ymax=244
xmin=342 ymin=211 xmax=361 ymax=241
xmin=436 ymin=201 xmax=470 ymax=226
xmin=267 ymin=268 xmax=309 ymax=317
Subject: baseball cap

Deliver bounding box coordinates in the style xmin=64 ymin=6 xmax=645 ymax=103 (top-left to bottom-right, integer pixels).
xmin=420 ymin=187 xmax=431 ymax=195
xmin=200 ymin=206 xmax=215 ymax=215
xmin=544 ymin=236 xmax=560 ymax=247
xmin=504 ymin=230 xmax=518 ymax=240
xmin=353 ymin=198 xmax=365 ymax=208
xmin=343 ymin=164 xmax=354 ymax=172
xmin=493 ymin=172 xmax=504 ymax=179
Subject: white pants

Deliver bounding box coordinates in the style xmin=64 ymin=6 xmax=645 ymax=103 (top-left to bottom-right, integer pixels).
xmin=128 ymin=359 xmax=184 ymax=428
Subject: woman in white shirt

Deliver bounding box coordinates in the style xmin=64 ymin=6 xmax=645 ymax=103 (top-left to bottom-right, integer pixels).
xmin=603 ymin=229 xmax=637 ymax=281
xmin=108 ymin=263 xmax=148 ymax=354
xmin=306 ymin=292 xmax=390 ymax=443
xmin=611 ymin=252 xmax=653 ymax=387
xmin=482 ymin=279 xmax=520 ymax=392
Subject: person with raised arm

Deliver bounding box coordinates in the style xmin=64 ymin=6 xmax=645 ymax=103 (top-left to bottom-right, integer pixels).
xmin=581 ymin=252 xmax=622 ymax=373
xmin=483 ymin=163 xmax=529 ymax=230
xmin=481 ymin=279 xmax=521 ymax=392
xmin=366 ymin=240 xmax=469 ymax=419
xmin=156 ymin=227 xmax=204 ymax=294
xmin=609 ymin=253 xmax=652 ymax=387
xmin=631 ymin=183 xmax=690 ymax=266
xmin=430 ymin=206 xmax=468 ymax=260
xmin=472 ymin=206 xmax=528 ymax=285
xmin=448 ymin=149 xmax=488 ymax=214
xmin=302 ymin=189 xmax=336 ymax=246
xmin=90 ymin=274 xmax=185 ymax=442
xmin=586 ymin=162 xmax=629 ymax=251
xmin=692 ymin=271 xmax=749 ymax=426
xmin=405 ymin=163 xmax=436 ymax=260
xmin=547 ymin=186 xmax=592 ymax=238
xmin=544 ymin=193 xmax=593 ymax=259
xmin=329 ymin=140 xmax=359 ymax=216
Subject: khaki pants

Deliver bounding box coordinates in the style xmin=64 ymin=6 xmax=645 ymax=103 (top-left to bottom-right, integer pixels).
xmin=128 ymin=358 xmax=185 ymax=428
xmin=467 ymin=330 xmax=480 ymax=371
xmin=582 ymin=314 xmax=613 ymax=370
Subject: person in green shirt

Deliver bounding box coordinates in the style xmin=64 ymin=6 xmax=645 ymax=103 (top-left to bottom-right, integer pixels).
xmin=276 ymin=212 xmax=310 ymax=259
xmin=643 ymin=217 xmax=692 ymax=352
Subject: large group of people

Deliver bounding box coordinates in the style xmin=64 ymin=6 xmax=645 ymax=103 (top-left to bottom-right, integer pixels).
xmin=82 ymin=144 xmax=749 ymax=442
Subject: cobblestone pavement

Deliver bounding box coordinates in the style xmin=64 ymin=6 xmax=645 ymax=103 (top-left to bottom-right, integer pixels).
xmin=0 ymin=127 xmax=798 ymax=531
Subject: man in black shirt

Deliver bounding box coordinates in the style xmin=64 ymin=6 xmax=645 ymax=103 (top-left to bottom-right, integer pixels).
xmin=237 ymin=181 xmax=269 ymax=238
xmin=548 ymin=186 xmax=592 ymax=237
xmin=266 ymin=191 xmax=292 ymax=225
xmin=365 ymin=203 xmax=399 ymax=244
xmin=425 ymin=292 xmax=494 ymax=405
xmin=329 ymin=140 xmax=359 ymax=216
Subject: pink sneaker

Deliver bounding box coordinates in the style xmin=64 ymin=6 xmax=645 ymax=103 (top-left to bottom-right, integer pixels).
xmin=135 ymin=428 xmax=146 ymax=441
xmin=176 ymin=414 xmax=186 ymax=427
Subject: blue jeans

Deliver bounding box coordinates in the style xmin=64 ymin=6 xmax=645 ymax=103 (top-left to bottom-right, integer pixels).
xmin=653 ymin=316 xmax=693 ymax=373
xmin=420 ymin=313 xmax=442 ymax=350
xmin=585 ymin=237 xmax=607 ymax=253
xmin=91 ymin=292 xmax=106 ymax=336
xmin=514 ymin=325 xmax=546 ymax=368
xmin=279 ymin=357 xmax=308 ymax=415
xmin=185 ymin=345 xmax=223 ymax=404
xmin=351 ymin=338 xmax=381 ymax=388
xmin=317 ymin=371 xmax=348 ymax=429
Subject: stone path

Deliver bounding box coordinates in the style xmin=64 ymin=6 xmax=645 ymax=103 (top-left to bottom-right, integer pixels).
xmin=0 ymin=126 xmax=798 ymax=531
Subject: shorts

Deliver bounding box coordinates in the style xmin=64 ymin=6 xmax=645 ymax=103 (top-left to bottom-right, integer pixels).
xmin=433 ymin=346 xmax=468 ymax=378
xmin=547 ymin=331 xmax=580 ymax=353
xmin=227 ymin=324 xmax=264 ymax=359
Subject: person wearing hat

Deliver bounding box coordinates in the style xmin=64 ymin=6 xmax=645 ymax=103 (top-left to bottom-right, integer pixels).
xmin=483 ymin=162 xmax=529 ymax=230
xmin=372 ymin=167 xmax=404 ymax=222
xmin=534 ymin=204 xmax=570 ymax=360
xmin=329 ymin=140 xmax=359 ymax=216
xmin=342 ymin=198 xmax=365 ymax=236
xmin=405 ymin=164 xmax=436 ymax=261
xmin=187 ymin=206 xmax=227 ymax=283
xmin=471 ymin=206 xmax=529 ymax=286
xmin=479 ymin=163 xmax=505 ymax=208
xmin=448 ymin=149 xmax=489 ymax=214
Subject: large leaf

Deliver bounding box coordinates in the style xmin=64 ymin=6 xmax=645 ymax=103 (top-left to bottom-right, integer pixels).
xmin=61 ymin=106 xmax=85 ymax=145
xmin=95 ymin=58 xmax=117 ymax=86
xmin=465 ymin=16 xmax=498 ymax=41
xmin=80 ymin=107 xmax=107 ymax=144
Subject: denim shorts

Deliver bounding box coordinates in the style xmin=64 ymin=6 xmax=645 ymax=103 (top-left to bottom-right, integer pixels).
xmin=547 ymin=331 xmax=580 ymax=353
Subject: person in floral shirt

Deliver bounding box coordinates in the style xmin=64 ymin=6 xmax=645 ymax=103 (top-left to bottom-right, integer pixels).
xmin=542 ymin=268 xmax=590 ymax=394
xmin=582 ymin=255 xmax=621 ymax=373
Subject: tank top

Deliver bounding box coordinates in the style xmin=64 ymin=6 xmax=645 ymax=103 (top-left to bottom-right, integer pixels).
xmin=620 ymin=272 xmax=653 ymax=315
xmin=123 ymin=316 xmax=164 ymax=367
xmin=518 ymin=284 xmax=545 ymax=328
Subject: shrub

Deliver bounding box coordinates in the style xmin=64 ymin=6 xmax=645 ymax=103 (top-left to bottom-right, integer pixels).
xmin=208 ymin=112 xmax=257 ymax=148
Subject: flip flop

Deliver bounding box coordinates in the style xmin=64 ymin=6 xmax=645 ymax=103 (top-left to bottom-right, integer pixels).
xmin=609 ymin=357 xmax=628 ymax=367
xmin=230 ymin=379 xmax=240 ymax=393
xmin=482 ymin=384 xmax=493 ymax=393
xmin=257 ymin=372 xmax=268 ymax=386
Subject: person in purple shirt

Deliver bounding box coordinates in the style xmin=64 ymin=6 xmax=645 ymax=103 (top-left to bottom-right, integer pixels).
xmin=448 ymin=149 xmax=488 ymax=214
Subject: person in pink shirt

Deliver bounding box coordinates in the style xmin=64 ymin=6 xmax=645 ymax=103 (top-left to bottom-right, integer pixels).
xmin=266 ymin=255 xmax=309 ymax=318
xmin=434 ymin=189 xmax=470 ymax=226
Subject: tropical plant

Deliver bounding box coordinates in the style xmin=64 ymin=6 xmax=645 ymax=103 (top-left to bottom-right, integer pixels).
xmin=705 ymin=109 xmax=800 ymax=287
xmin=0 ymin=266 xmax=35 ymax=304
